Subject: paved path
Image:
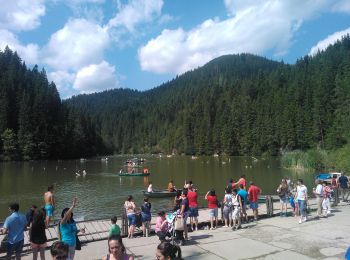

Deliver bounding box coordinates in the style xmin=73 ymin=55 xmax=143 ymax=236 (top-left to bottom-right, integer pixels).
xmin=19 ymin=201 xmax=350 ymax=259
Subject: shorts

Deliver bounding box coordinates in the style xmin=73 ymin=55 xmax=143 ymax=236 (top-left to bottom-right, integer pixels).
xmin=127 ymin=213 xmax=136 ymax=226
xmin=189 ymin=207 xmax=199 ymax=217
xmin=45 ymin=204 xmax=54 ymax=217
xmin=250 ymin=202 xmax=258 ymax=210
xmin=223 ymin=206 xmax=232 ymax=219
xmin=232 ymin=207 xmax=240 ymax=219
xmin=31 ymin=242 xmax=47 ymax=249
xmin=209 ymin=208 xmax=218 ymax=217
xmin=7 ymin=239 xmax=24 ymax=258
xmin=280 ymin=196 xmax=288 ymax=204
xmin=298 ymin=200 xmax=307 ymax=217
xmin=141 ymin=212 xmax=151 ymax=222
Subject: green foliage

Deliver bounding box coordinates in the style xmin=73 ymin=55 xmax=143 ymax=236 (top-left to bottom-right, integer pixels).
xmin=0 ymin=47 xmax=108 ymax=161
xmin=281 ymin=149 xmax=328 ymax=171
xmin=66 ymin=35 xmax=350 ymax=156
xmin=1 ymin=129 xmax=18 ymax=161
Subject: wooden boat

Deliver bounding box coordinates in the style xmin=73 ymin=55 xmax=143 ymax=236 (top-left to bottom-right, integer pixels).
xmin=142 ymin=190 xmax=178 ymax=198
xmin=118 ymin=172 xmax=150 ymax=177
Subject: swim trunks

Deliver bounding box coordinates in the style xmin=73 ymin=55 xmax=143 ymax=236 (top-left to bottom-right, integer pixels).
xmin=45 ymin=204 xmax=54 ymax=217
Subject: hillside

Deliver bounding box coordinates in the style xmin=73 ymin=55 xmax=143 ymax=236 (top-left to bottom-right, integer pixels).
xmin=65 ymin=35 xmax=350 ymax=156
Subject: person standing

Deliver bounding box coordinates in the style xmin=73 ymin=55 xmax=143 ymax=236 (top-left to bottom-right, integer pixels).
xmin=187 ymin=185 xmax=199 ymax=231
xmin=295 ymin=179 xmax=308 ymax=224
xmin=237 ymin=184 xmax=248 ymax=223
xmin=108 ymin=216 xmax=121 ymax=237
xmin=141 ymin=198 xmax=152 ymax=237
xmin=59 ymin=198 xmax=85 ymax=260
xmin=44 ymin=185 xmax=55 ymax=226
xmin=338 ymin=172 xmax=349 ymax=202
xmin=30 ymin=208 xmax=47 ymax=260
xmin=0 ymin=203 xmax=27 ymax=260
xmin=178 ymin=190 xmax=189 ymax=244
xmin=205 ymin=189 xmax=218 ymax=230
xmin=223 ymin=187 xmax=233 ymax=227
xmin=248 ymin=182 xmax=261 ymax=221
xmin=231 ymin=189 xmax=242 ymax=230
xmin=322 ymin=182 xmax=332 ymax=217
xmin=313 ymin=180 xmax=323 ymax=218
xmin=124 ymin=196 xmax=137 ymax=239
xmin=277 ymin=179 xmax=289 ymax=217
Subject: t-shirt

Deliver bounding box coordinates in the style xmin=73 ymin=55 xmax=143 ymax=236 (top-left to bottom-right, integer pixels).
xmin=4 ymin=212 xmax=27 ymax=244
xmin=187 ymin=190 xmax=198 ymax=208
xmin=206 ymin=195 xmax=218 ymax=209
xmin=314 ymin=184 xmax=323 ymax=197
xmin=109 ymin=224 xmax=121 ymax=237
xmin=141 ymin=202 xmax=151 ymax=214
xmin=338 ymin=176 xmax=349 ymax=189
xmin=181 ymin=198 xmax=189 ymax=212
xmin=296 ymin=185 xmax=308 ymax=201
xmin=224 ymin=194 xmax=232 ymax=207
xmin=147 ymin=185 xmax=153 ymax=192
xmin=323 ymin=186 xmax=331 ymax=198
xmin=248 ymin=185 xmax=261 ymax=202
xmin=237 ymin=189 xmax=248 ymax=204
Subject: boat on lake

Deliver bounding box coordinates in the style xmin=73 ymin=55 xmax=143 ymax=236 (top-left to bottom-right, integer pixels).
xmin=142 ymin=189 xmax=178 ymax=198
xmin=118 ymin=172 xmax=150 ymax=177
xmin=315 ymin=172 xmax=342 ymax=183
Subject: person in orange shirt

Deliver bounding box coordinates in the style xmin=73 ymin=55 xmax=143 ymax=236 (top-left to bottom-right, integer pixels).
xmin=233 ymin=175 xmax=247 ymax=189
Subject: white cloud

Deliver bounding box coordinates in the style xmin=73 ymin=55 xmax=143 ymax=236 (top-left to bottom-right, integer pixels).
xmin=48 ymin=70 xmax=76 ymax=99
xmin=0 ymin=0 xmax=45 ymax=31
xmin=42 ymin=19 xmax=110 ymax=71
xmin=0 ymin=29 xmax=39 ymax=64
xmin=332 ymin=0 xmax=350 ymax=13
xmin=73 ymin=61 xmax=118 ymax=93
xmin=139 ymin=0 xmax=336 ymax=74
xmin=309 ymin=27 xmax=350 ymax=56
xmin=107 ymin=0 xmax=163 ymax=32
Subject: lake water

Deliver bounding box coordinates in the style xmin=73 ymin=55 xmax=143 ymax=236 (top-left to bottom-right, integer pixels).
xmin=0 ymin=155 xmax=315 ymax=222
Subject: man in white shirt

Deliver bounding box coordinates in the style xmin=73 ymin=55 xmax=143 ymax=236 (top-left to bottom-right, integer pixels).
xmin=295 ymin=179 xmax=308 ymax=224
xmin=313 ymin=180 xmax=323 ymax=217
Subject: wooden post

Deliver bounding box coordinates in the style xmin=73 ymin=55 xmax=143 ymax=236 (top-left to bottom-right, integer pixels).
xmin=121 ymin=207 xmax=128 ymax=236
xmin=333 ymin=188 xmax=339 ymax=206
xmin=265 ymin=196 xmax=273 ymax=217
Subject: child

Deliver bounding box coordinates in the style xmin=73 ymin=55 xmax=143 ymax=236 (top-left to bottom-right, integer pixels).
xmin=109 ymin=216 xmax=121 ymax=237
xmin=322 ymin=182 xmax=332 ymax=217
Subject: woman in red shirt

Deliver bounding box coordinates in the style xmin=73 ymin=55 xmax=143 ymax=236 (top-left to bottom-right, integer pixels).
xmin=205 ymin=189 xmax=218 ymax=230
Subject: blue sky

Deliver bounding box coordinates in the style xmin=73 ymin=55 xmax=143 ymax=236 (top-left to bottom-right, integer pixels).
xmin=0 ymin=0 xmax=349 ymax=99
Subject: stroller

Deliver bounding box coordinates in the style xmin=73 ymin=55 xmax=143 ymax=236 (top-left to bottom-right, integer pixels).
xmin=166 ymin=211 xmax=186 ymax=245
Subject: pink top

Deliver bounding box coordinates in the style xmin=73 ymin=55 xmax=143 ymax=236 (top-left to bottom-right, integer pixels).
xmin=155 ymin=216 xmax=168 ymax=233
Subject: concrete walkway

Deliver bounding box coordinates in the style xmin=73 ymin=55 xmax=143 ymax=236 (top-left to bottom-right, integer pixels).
xmin=19 ymin=202 xmax=350 ymax=260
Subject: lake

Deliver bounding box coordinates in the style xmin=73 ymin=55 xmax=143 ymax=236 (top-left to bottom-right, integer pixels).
xmin=0 ymin=155 xmax=315 ymax=221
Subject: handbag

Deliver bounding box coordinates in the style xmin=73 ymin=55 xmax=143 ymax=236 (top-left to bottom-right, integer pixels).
xmin=0 ymin=234 xmax=8 ymax=253
xmin=174 ymin=216 xmax=184 ymax=231
xmin=75 ymin=235 xmax=81 ymax=250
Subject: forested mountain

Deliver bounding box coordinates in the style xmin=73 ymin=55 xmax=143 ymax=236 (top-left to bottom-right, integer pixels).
xmin=66 ymin=36 xmax=350 ymax=156
xmin=1 ymin=36 xmax=349 ymax=160
xmin=0 ymin=47 xmax=107 ymax=160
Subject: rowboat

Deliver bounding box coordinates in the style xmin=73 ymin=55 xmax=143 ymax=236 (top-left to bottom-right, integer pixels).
xmin=315 ymin=172 xmax=341 ymax=183
xmin=118 ymin=172 xmax=150 ymax=177
xmin=142 ymin=190 xmax=178 ymax=198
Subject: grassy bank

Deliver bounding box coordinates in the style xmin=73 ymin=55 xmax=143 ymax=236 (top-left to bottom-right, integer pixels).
xmin=281 ymin=144 xmax=350 ymax=173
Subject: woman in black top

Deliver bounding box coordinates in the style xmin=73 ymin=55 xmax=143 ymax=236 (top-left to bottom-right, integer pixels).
xmin=30 ymin=208 xmax=47 ymax=260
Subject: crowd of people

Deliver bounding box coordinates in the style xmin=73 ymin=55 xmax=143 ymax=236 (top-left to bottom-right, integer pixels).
xmin=0 ymin=172 xmax=349 ymax=260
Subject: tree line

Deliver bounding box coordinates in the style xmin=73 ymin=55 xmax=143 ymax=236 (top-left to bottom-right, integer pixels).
xmin=1 ymin=35 xmax=350 ymax=160
xmin=0 ymin=47 xmax=107 ymax=160
xmin=66 ymin=35 xmax=350 ymax=156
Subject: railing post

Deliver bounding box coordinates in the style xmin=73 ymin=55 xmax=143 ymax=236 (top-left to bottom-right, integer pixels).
xmin=121 ymin=207 xmax=128 ymax=236
xmin=333 ymin=188 xmax=339 ymax=206
xmin=265 ymin=195 xmax=273 ymax=217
